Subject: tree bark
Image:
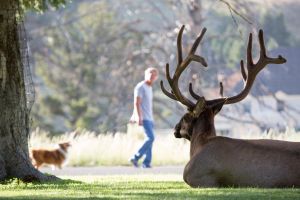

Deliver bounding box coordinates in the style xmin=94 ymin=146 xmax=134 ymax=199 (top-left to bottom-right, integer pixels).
xmin=0 ymin=0 xmax=58 ymax=182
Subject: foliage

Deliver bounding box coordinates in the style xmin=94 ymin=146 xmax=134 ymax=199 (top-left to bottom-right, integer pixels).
xmin=204 ymin=9 xmax=248 ymax=70
xmin=20 ymin=0 xmax=69 ymax=12
xmin=28 ymin=0 xmax=181 ymax=133
xmin=25 ymin=0 xmax=297 ymax=134
xmin=262 ymin=12 xmax=292 ymax=47
xmin=0 ymin=176 xmax=300 ymax=199
xmin=29 ymin=1 xmax=139 ymax=133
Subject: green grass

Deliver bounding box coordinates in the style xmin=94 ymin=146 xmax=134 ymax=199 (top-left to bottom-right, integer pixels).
xmin=1 ymin=175 xmax=300 ymax=200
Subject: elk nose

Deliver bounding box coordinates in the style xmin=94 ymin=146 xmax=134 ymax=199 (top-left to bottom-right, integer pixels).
xmin=174 ymin=131 xmax=182 ymax=138
xmin=174 ymin=123 xmax=182 ymax=138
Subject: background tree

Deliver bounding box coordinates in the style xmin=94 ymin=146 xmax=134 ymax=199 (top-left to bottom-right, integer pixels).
xmin=25 ymin=0 xmax=299 ymax=134
xmin=263 ymin=12 xmax=291 ymax=47
xmin=1 ymin=0 xmax=296 ymax=181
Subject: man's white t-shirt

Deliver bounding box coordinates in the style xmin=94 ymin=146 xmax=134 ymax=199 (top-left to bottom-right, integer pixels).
xmin=134 ymin=81 xmax=153 ymax=121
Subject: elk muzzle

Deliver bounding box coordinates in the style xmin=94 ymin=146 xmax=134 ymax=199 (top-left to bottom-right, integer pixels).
xmin=174 ymin=123 xmax=182 ymax=138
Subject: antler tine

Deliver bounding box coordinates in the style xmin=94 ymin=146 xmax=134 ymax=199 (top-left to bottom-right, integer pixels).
xmin=222 ymin=29 xmax=286 ymax=105
xmin=189 ymin=28 xmax=207 ymax=55
xmin=258 ymin=30 xmax=267 ymax=58
xmin=177 ymin=25 xmax=184 ymax=65
xmin=160 ymin=63 xmax=177 ymax=101
xmin=247 ymin=33 xmax=254 ymax=67
xmin=258 ymin=29 xmax=287 ymax=64
xmin=219 ymin=82 xmax=224 ymax=97
xmin=189 ymin=82 xmax=201 ymax=100
xmin=240 ymin=60 xmax=247 ymax=81
xmin=160 ymin=80 xmax=177 ymax=101
xmin=165 ymin=63 xmax=173 ymax=85
xmin=187 ymin=28 xmax=208 ymax=67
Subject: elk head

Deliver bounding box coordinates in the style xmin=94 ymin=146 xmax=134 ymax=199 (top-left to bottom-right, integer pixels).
xmin=161 ymin=25 xmax=286 ymax=141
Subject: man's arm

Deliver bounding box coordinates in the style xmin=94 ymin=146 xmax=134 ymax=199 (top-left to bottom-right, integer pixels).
xmin=135 ymin=96 xmax=143 ymax=125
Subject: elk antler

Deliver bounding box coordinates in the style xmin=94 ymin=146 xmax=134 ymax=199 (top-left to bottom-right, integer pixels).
xmin=161 ymin=26 xmax=286 ymax=114
xmin=160 ymin=25 xmax=208 ymax=110
xmin=213 ymin=29 xmax=286 ymax=105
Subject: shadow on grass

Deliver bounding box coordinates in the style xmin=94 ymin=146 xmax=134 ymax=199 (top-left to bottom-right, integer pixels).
xmin=0 ymin=190 xmax=300 ymax=200
xmin=0 ymin=177 xmax=83 ymax=190
xmin=0 ymin=198 xmax=116 ymax=200
xmin=1 ymin=178 xmax=300 ymax=200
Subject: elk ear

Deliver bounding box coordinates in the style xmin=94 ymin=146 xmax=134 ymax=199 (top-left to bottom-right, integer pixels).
xmin=192 ymin=97 xmax=206 ymax=118
xmin=211 ymin=99 xmax=226 ymax=115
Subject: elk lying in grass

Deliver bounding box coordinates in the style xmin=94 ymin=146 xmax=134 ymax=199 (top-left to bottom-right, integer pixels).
xmin=161 ymin=25 xmax=300 ymax=188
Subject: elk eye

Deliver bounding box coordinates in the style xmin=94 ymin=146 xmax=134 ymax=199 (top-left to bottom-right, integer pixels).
xmin=183 ymin=114 xmax=192 ymax=121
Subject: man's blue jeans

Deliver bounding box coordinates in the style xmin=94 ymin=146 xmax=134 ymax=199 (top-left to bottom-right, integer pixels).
xmin=132 ymin=120 xmax=155 ymax=166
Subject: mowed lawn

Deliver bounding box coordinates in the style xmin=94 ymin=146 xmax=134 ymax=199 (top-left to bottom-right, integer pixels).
xmin=0 ymin=175 xmax=300 ymax=200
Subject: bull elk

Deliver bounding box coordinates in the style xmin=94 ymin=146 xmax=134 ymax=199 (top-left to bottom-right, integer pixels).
xmin=161 ymin=25 xmax=300 ymax=188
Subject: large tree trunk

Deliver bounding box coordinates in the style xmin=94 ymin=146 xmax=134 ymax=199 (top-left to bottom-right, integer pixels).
xmin=0 ymin=0 xmax=58 ymax=182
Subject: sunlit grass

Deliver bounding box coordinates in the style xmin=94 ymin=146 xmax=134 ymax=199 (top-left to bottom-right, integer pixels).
xmin=0 ymin=175 xmax=300 ymax=200
xmin=29 ymin=127 xmax=300 ymax=167
xmin=29 ymin=127 xmax=190 ymax=166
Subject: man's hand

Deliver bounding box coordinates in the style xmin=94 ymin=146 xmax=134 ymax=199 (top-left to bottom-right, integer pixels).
xmin=138 ymin=118 xmax=143 ymax=126
xmin=129 ymin=115 xmax=143 ymax=126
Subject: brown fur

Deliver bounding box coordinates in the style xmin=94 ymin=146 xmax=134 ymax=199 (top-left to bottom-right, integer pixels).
xmin=178 ymin=107 xmax=300 ymax=188
xmin=161 ymin=26 xmax=293 ymax=188
xmin=30 ymin=142 xmax=71 ymax=169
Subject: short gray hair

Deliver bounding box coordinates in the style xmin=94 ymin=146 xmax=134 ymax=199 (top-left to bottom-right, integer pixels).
xmin=144 ymin=67 xmax=158 ymax=78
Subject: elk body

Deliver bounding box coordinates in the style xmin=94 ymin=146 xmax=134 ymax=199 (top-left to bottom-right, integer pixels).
xmin=161 ymin=25 xmax=300 ymax=188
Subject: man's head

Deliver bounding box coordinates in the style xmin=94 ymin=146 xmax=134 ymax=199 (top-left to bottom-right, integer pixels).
xmin=144 ymin=67 xmax=159 ymax=85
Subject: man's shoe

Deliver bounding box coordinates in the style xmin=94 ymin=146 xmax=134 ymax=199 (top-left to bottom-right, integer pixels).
xmin=129 ymin=158 xmax=139 ymax=168
xmin=142 ymin=164 xmax=151 ymax=168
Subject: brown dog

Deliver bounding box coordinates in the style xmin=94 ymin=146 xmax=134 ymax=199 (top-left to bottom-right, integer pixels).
xmin=30 ymin=142 xmax=71 ymax=170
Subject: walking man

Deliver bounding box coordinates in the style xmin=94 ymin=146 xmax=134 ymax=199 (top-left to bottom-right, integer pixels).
xmin=129 ymin=67 xmax=159 ymax=168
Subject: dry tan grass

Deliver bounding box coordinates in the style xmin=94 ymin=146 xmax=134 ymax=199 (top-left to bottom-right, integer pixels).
xmin=29 ymin=126 xmax=300 ymax=167
xmin=231 ymin=127 xmax=300 ymax=141
xmin=29 ymin=127 xmax=190 ymax=166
